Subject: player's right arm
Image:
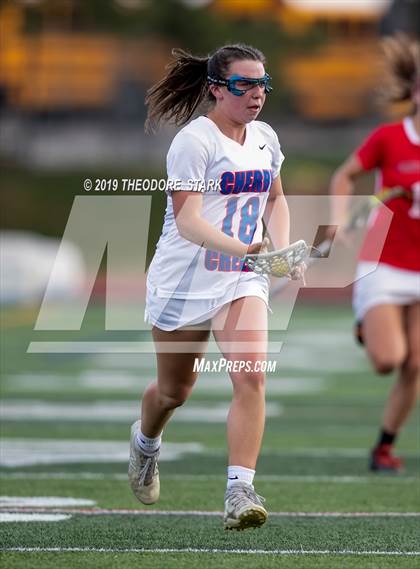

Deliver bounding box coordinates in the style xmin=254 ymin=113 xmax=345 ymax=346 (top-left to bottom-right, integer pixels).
xmin=328 ymin=126 xmax=384 ymax=237
xmin=329 ymin=154 xmax=365 ymax=231
xmin=173 ymin=192 xmax=266 ymax=257
xmin=173 ymin=191 xmax=247 ymax=257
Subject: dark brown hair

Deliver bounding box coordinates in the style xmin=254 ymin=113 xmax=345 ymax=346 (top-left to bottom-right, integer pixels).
xmin=382 ymin=33 xmax=419 ymax=103
xmin=145 ymin=44 xmax=266 ymax=133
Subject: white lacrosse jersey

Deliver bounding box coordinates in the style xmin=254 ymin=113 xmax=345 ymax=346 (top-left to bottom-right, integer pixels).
xmin=147 ymin=116 xmax=284 ymax=299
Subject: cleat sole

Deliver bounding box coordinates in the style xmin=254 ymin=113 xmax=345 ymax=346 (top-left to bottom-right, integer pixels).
xmin=224 ymin=507 xmax=267 ymax=531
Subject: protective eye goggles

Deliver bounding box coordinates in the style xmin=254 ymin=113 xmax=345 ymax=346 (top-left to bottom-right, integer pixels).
xmin=207 ymin=73 xmax=273 ymax=97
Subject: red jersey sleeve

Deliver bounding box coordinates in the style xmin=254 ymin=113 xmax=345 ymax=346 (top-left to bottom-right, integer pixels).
xmin=355 ymin=127 xmax=384 ymax=171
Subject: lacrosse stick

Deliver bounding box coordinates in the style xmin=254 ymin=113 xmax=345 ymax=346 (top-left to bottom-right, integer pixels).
xmin=244 ymin=239 xmax=310 ymax=279
xmin=270 ymin=186 xmax=410 ymax=297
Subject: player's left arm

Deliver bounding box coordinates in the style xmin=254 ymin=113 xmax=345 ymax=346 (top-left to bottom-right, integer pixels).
xmin=262 ymin=175 xmax=290 ymax=250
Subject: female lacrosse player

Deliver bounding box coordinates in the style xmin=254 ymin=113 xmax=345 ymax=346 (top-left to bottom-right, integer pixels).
xmin=329 ymin=35 xmax=420 ymax=472
xmin=128 ymin=44 xmax=298 ymax=530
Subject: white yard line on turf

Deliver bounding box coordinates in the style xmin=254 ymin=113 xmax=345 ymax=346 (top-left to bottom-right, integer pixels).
xmin=0 ymin=473 xmax=417 ymax=484
xmin=0 ymin=439 xmax=204 ymax=468
xmin=87 ymin=329 xmax=368 ymax=373
xmin=0 ymin=497 xmax=95 ymax=507
xmin=0 ymin=514 xmax=71 ymax=523
xmin=1 ymin=508 xmax=419 ymax=518
xmin=27 ymin=341 xmax=284 ymax=354
xmin=0 ymin=401 xmax=282 ymax=423
xmin=6 ymin=371 xmax=325 ymax=395
xmin=1 ymin=438 xmax=418 ymax=466
xmin=1 ymin=547 xmax=420 ymax=556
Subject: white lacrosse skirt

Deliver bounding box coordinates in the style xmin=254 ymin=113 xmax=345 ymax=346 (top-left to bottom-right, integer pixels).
xmin=353 ymin=262 xmax=420 ymax=322
xmin=145 ymin=273 xmax=269 ymax=331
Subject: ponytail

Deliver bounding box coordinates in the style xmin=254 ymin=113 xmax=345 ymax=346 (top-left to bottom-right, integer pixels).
xmin=382 ymin=33 xmax=420 ymax=103
xmin=145 ymin=48 xmax=209 ymax=133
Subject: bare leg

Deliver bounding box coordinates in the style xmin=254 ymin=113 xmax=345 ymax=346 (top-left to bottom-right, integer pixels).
xmin=382 ymin=303 xmax=420 ymax=434
xmin=140 ymin=325 xmax=210 ymax=438
xmin=213 ymin=296 xmax=268 ymax=469
xmin=363 ymin=304 xmax=407 ymax=376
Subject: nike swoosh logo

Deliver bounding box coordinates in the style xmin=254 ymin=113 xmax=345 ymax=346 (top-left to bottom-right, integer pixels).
xmin=259 ymin=144 xmax=266 ymax=150
xmin=228 ymin=476 xmax=239 ymax=480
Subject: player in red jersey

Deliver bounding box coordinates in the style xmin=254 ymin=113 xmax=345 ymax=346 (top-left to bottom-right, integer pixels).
xmin=329 ymin=35 xmax=420 ymax=472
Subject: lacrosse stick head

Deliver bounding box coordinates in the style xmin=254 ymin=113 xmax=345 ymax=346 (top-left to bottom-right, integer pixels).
xmin=244 ymin=240 xmax=309 ymax=277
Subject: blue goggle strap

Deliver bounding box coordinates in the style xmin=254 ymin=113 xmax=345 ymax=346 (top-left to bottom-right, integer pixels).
xmin=207 ymin=73 xmax=273 ymax=96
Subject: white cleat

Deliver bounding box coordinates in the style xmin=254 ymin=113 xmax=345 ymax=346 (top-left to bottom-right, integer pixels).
xmin=224 ymin=481 xmax=268 ymax=530
xmin=128 ymin=420 xmax=160 ymax=505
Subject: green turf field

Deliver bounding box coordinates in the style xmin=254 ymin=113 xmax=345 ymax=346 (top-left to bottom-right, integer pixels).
xmin=1 ymin=302 xmax=419 ymax=569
